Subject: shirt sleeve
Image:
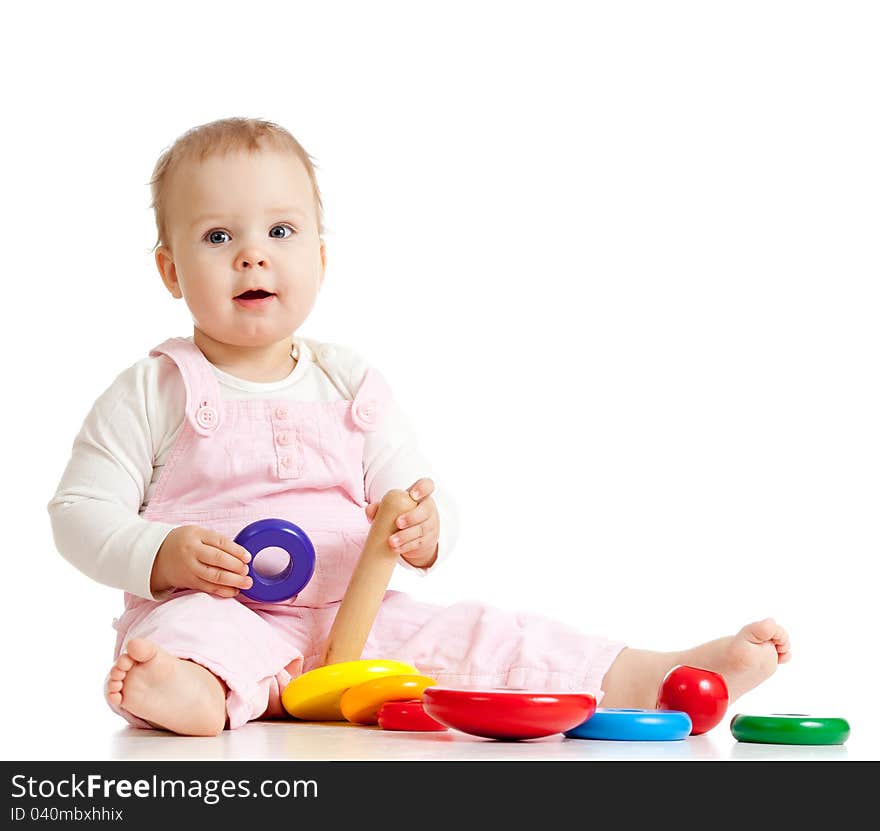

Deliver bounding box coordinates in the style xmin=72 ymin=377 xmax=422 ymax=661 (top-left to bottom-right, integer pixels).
xmin=338 ymin=347 xmax=461 ymax=576
xmin=47 ymin=359 xmax=181 ymax=600
xmin=363 ymin=399 xmax=460 ymax=575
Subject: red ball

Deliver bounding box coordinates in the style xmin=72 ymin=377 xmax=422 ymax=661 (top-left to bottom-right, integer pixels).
xmin=656 ymin=665 xmax=729 ymax=735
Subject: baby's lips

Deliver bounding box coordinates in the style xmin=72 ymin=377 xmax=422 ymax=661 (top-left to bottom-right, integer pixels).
xmin=234 ymin=288 xmax=276 ymax=299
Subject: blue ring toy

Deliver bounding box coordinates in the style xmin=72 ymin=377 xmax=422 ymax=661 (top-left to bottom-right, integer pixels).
xmin=565 ymin=708 xmax=692 ymax=741
xmin=234 ymin=518 xmax=316 ymax=603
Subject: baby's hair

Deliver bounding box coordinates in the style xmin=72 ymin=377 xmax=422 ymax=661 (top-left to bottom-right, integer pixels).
xmin=148 ymin=116 xmax=325 ymax=253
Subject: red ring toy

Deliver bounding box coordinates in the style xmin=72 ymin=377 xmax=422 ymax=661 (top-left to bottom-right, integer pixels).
xmin=421 ymin=688 xmax=597 ymax=741
xmin=377 ymin=699 xmax=448 ymax=732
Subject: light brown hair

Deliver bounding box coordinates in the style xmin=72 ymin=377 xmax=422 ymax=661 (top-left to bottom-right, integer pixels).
xmin=148 ymin=116 xmax=325 ymax=253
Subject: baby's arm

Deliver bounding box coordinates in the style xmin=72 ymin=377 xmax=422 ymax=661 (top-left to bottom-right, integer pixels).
xmin=47 ymin=359 xmax=251 ymax=600
xmin=48 ymin=362 xmax=177 ymax=599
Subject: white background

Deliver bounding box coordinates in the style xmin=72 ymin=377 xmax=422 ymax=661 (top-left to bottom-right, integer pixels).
xmin=2 ymin=1 xmax=878 ymax=760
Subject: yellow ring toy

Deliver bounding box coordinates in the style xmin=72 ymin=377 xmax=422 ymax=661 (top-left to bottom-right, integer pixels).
xmin=340 ymin=674 xmax=438 ymax=725
xmin=282 ymin=659 xmax=419 ymax=721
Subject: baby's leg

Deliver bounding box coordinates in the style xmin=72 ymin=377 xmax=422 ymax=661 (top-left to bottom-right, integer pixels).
xmin=360 ymin=594 xmax=628 ymax=694
xmin=108 ymin=592 xmax=307 ymax=734
xmin=600 ymin=617 xmax=791 ymax=708
xmin=106 ymin=639 xmax=227 ymax=736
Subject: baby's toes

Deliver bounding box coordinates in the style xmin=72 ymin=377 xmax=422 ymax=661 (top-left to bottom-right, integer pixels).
xmin=747 ymin=617 xmax=779 ymax=643
xmin=776 ymin=641 xmax=792 ymax=663
xmin=105 ymin=658 xmax=129 ymax=707
xmin=105 ymin=676 xmax=123 ymax=707
xmin=115 ymin=653 xmax=134 ymax=673
xmin=772 ymin=625 xmax=790 ymax=646
xmin=767 ymin=624 xmax=791 ymax=662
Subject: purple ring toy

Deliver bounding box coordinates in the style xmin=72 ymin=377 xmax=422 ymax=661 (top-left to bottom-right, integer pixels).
xmin=234 ymin=518 xmax=316 ymax=603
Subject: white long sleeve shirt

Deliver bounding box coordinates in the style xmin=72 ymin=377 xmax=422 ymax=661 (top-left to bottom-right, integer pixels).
xmin=48 ymin=335 xmax=459 ymax=601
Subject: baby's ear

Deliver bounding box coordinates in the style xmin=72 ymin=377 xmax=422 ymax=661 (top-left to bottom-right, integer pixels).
xmin=155 ymin=246 xmax=183 ymax=299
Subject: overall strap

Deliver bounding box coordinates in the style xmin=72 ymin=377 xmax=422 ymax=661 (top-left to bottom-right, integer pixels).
xmin=149 ymin=337 xmax=224 ymax=437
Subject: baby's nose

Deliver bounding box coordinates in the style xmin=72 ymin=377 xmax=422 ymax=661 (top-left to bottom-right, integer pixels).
xmin=236 ymin=253 xmax=268 ymax=269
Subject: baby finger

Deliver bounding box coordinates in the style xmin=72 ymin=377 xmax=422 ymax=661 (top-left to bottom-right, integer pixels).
xmin=200 ymin=563 xmax=253 ymax=590
xmin=408 ymin=477 xmax=435 ymax=501
xmin=191 ymin=576 xmax=240 ymax=598
xmin=205 ymin=530 xmax=252 ymax=565
xmin=393 ymin=535 xmax=425 ymax=556
xmin=389 ymin=525 xmax=421 ymax=550
xmin=395 ymin=502 xmax=429 ymax=530
xmin=199 ymin=547 xmax=250 ymax=576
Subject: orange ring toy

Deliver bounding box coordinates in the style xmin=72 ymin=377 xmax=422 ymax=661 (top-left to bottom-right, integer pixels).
xmin=340 ymin=674 xmax=438 ymax=725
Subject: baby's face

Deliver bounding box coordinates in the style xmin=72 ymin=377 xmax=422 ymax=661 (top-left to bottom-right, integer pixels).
xmin=156 ymin=148 xmax=326 ymax=348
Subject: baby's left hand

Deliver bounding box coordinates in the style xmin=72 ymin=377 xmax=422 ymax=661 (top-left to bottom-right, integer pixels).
xmin=365 ymin=477 xmax=439 ymax=569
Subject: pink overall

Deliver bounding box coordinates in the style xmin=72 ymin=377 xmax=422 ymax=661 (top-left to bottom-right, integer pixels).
xmin=113 ymin=338 xmax=625 ymax=729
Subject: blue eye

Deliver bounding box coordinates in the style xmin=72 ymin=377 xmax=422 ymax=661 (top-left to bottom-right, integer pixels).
xmin=269 ymin=224 xmax=296 ymax=239
xmin=206 ymin=229 xmax=230 ymax=245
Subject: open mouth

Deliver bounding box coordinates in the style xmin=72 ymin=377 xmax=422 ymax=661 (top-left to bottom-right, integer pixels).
xmin=234 ymin=289 xmax=275 ymax=300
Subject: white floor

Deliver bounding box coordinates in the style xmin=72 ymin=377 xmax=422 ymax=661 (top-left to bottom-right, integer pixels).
xmin=10 ymin=705 xmax=870 ymax=762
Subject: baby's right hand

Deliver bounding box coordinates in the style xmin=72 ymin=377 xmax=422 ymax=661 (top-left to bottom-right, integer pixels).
xmin=150 ymin=525 xmax=253 ymax=597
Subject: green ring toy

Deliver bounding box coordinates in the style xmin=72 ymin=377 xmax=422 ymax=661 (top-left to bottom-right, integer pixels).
xmin=730 ymin=713 xmax=850 ymax=745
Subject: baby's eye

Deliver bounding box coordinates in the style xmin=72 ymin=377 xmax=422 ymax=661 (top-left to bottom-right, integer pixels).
xmin=206 ymin=229 xmax=231 ymax=245
xmin=269 ymin=224 xmax=296 ymax=239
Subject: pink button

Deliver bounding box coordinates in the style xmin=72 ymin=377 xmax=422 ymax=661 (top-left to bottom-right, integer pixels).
xmin=277 ymin=432 xmax=290 ymax=446
xmin=280 ymin=456 xmax=291 ymax=467
xmin=275 ymin=406 xmax=289 ymax=420
xmin=358 ymin=400 xmax=377 ymax=419
xmin=352 ymin=398 xmax=381 ymax=431
xmin=195 ymin=405 xmax=218 ymax=430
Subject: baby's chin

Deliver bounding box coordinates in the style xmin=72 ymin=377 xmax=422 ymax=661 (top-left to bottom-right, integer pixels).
xmin=193 ymin=322 xmax=302 ymax=350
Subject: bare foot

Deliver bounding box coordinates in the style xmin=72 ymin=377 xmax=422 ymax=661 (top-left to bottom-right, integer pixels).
xmin=601 ymin=618 xmax=791 ymax=709
xmin=677 ymin=617 xmax=791 ymax=702
xmin=105 ymin=638 xmax=228 ymax=736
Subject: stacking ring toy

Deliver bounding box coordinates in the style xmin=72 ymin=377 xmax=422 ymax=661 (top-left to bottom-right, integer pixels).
xmin=340 ymin=674 xmax=438 ymax=725
xmin=234 ymin=518 xmax=316 ymax=603
xmin=282 ymin=659 xmax=420 ymax=721
xmin=564 ymin=708 xmax=692 ymax=741
xmin=421 ymin=688 xmax=597 ymax=741
xmin=730 ymin=713 xmax=850 ymax=746
xmin=377 ymin=700 xmax=448 ymax=732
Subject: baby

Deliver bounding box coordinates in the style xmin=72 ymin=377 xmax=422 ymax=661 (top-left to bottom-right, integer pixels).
xmin=48 ymin=117 xmax=791 ymax=736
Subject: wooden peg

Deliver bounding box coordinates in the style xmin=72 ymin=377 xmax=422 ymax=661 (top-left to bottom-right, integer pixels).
xmin=321 ymin=488 xmax=417 ymax=665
